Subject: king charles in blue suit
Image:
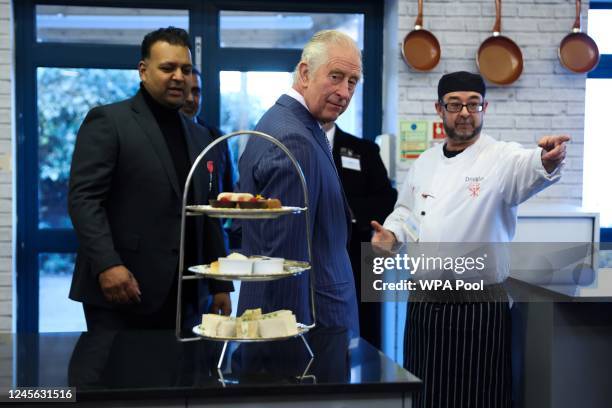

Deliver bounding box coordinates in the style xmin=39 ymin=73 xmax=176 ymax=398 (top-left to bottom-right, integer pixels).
xmin=237 ymin=30 xmax=362 ymax=336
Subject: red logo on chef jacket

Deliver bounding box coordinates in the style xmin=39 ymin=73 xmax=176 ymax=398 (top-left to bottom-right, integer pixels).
xmin=468 ymin=182 xmax=481 ymax=198
xmin=433 ymin=122 xmax=446 ymax=140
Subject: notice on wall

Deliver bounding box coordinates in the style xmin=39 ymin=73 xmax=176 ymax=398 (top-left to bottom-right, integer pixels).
xmin=397 ymin=120 xmax=428 ymax=170
xmin=432 ymin=122 xmax=446 ymax=141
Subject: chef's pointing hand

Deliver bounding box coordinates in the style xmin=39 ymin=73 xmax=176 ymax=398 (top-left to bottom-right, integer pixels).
xmin=538 ymin=135 xmax=570 ymax=174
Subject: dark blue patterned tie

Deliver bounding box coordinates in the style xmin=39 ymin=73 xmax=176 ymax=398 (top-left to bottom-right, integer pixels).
xmin=315 ymin=126 xmax=335 ymax=165
xmin=322 ymin=128 xmax=333 ymax=154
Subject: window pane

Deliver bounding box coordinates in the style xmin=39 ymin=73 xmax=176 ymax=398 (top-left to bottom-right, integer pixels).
xmin=335 ymin=80 xmax=363 ymax=138
xmin=220 ymin=71 xmax=292 ymax=134
xmin=588 ymin=9 xmax=612 ymax=54
xmin=220 ymin=11 xmax=364 ymax=49
xmin=39 ymin=253 xmax=85 ymax=332
xmin=36 ymin=5 xmax=188 ymax=45
xmin=37 ymin=68 xmax=140 ymax=229
xmin=583 ymin=78 xmax=612 ymax=227
xmin=220 ymin=71 xmax=291 ymax=183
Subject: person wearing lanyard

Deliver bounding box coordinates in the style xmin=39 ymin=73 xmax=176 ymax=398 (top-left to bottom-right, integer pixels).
xmin=372 ymin=71 xmax=569 ymax=408
xmin=322 ymin=121 xmax=397 ymax=348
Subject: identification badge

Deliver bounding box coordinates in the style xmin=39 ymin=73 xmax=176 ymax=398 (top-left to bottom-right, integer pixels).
xmin=341 ymin=156 xmax=361 ymax=171
xmin=402 ymin=208 xmax=421 ymax=242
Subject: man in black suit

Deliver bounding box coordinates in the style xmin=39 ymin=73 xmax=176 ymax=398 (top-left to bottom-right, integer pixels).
xmin=323 ymin=122 xmax=397 ymax=348
xmin=68 ymin=27 xmax=232 ymax=331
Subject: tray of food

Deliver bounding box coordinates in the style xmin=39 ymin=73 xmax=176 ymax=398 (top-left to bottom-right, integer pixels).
xmin=193 ymin=308 xmax=309 ymax=342
xmin=186 ymin=193 xmax=305 ymax=219
xmin=188 ymin=253 xmax=310 ymax=281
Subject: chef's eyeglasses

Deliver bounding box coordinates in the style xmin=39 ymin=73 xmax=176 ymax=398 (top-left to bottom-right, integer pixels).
xmin=441 ymin=102 xmax=484 ymax=113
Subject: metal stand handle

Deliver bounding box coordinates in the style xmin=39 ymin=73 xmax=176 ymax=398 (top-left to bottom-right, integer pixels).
xmin=175 ymin=130 xmax=315 ymax=342
xmin=215 ymin=333 xmax=315 ymax=387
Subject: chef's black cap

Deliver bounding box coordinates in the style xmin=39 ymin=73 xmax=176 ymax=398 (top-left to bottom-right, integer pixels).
xmin=437 ymin=71 xmax=486 ymax=100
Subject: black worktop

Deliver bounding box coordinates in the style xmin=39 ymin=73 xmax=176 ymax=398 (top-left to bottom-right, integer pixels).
xmin=6 ymin=327 xmax=421 ymax=402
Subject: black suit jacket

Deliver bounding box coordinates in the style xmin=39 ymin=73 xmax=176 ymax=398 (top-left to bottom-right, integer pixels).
xmin=195 ymin=118 xmax=234 ymax=193
xmin=68 ymin=90 xmax=232 ymax=314
xmin=331 ymin=126 xmax=396 ymax=348
xmin=332 ymin=126 xmax=397 ymax=240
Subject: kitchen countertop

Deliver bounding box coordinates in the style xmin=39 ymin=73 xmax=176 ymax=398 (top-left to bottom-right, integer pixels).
xmin=507 ymin=268 xmax=612 ymax=301
xmin=517 ymin=203 xmax=600 ymax=218
xmin=512 ymin=204 xmax=608 ymax=298
xmin=4 ymin=327 xmax=421 ymax=404
xmin=508 ymin=245 xmax=612 ymax=300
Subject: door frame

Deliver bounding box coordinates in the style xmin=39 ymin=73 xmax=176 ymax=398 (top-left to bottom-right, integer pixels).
xmin=15 ymin=0 xmax=383 ymax=333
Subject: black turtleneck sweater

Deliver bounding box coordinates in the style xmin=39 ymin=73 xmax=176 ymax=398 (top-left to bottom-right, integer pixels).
xmin=141 ymin=85 xmax=191 ymax=193
xmin=141 ymin=85 xmax=197 ymax=274
xmin=443 ymin=143 xmax=465 ymax=158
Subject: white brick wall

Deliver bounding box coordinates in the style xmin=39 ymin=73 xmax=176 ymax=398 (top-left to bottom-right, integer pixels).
xmin=0 ymin=334 xmax=12 ymax=391
xmin=0 ymin=0 xmax=12 ymax=333
xmin=385 ymin=0 xmax=587 ymax=206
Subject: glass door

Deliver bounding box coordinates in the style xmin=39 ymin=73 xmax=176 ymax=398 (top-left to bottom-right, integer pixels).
xmin=36 ymin=67 xmax=140 ymax=331
xmin=16 ymin=2 xmax=190 ymax=332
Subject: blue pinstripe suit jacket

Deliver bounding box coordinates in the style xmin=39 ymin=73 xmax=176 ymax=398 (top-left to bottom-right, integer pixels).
xmin=237 ymin=94 xmax=359 ymax=336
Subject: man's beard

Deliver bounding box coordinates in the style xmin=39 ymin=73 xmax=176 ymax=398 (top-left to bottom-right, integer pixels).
xmin=443 ymin=118 xmax=483 ymax=142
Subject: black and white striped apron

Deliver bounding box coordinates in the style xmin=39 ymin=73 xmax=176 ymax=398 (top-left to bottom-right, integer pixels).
xmin=404 ymin=284 xmax=512 ymax=408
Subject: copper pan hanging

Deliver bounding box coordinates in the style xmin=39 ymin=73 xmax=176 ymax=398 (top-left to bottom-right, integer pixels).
xmin=477 ymin=0 xmax=523 ymax=85
xmin=402 ymin=0 xmax=441 ymax=71
xmin=558 ymin=0 xmax=600 ymax=73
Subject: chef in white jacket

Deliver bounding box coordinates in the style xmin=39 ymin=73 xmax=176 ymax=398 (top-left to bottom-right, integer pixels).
xmin=372 ymin=71 xmax=569 ymax=408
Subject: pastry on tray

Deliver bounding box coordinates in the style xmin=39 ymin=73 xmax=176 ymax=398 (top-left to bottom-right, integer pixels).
xmin=209 ymin=192 xmax=251 ymax=208
xmin=265 ymin=198 xmax=282 ymax=209
xmin=209 ymin=192 xmax=283 ymax=209
xmin=236 ymin=196 xmax=267 ymax=209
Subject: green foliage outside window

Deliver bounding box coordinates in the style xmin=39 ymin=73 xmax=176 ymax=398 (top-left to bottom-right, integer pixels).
xmin=37 ymin=68 xmax=140 ymax=228
xmin=36 ymin=68 xmax=267 ymax=229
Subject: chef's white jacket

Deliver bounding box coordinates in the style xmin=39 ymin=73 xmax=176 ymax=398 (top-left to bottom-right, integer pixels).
xmin=383 ymin=133 xmax=563 ymax=282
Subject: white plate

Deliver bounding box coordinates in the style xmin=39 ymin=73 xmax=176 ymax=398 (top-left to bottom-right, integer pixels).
xmin=188 ymin=259 xmax=310 ymax=281
xmin=192 ymin=323 xmax=309 ymax=342
xmin=186 ymin=205 xmax=306 ymax=219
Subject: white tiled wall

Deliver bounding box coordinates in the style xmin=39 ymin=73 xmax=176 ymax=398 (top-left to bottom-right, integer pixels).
xmin=385 ymin=0 xmax=587 ymax=206
xmin=0 ymin=0 xmax=12 ymax=333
